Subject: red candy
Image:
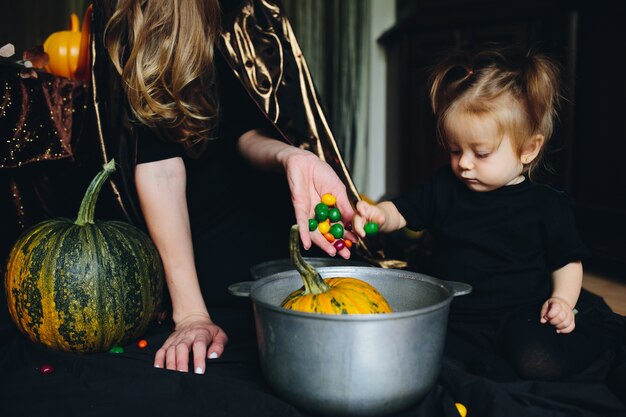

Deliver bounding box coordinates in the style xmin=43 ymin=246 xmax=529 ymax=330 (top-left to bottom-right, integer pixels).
xmin=39 ymin=364 xmax=55 ymax=375
xmin=138 ymin=339 xmax=148 ymax=349
xmin=333 ymin=239 xmax=346 ymax=251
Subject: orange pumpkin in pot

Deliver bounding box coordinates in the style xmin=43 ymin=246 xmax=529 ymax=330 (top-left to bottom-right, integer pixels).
xmin=281 ymin=225 xmax=393 ymax=314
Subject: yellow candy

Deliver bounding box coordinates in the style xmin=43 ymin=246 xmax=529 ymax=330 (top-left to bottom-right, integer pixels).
xmin=321 ymin=193 xmax=336 ymax=207
xmin=318 ymin=220 xmax=331 ymax=234
xmin=455 ymin=403 xmax=467 ymax=417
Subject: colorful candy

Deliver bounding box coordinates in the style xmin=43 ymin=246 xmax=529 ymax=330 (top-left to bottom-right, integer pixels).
xmin=364 ymin=222 xmax=379 ymax=235
xmin=321 ymin=193 xmax=336 ymax=206
xmin=333 ymin=239 xmax=345 ymax=251
xmin=315 ymin=204 xmax=329 ymax=222
xmin=138 ymin=339 xmax=148 ymax=349
xmin=318 ymin=219 xmax=331 ymax=234
xmin=328 ymin=207 xmax=342 ymax=222
xmin=308 ymin=194 xmax=353 ymax=252
xmin=330 ymin=223 xmax=344 ymax=239
xmin=109 ymin=346 xmax=124 ymax=354
xmin=39 ymin=364 xmax=55 ymax=375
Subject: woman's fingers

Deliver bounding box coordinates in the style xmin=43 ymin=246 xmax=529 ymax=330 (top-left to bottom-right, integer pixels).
xmin=154 ymin=319 xmax=228 ymax=373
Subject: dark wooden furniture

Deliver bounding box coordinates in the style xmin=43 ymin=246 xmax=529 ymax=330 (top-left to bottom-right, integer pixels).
xmin=380 ymin=0 xmax=626 ymax=278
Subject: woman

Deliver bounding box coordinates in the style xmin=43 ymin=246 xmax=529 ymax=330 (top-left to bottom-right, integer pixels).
xmin=94 ymin=0 xmax=360 ymax=375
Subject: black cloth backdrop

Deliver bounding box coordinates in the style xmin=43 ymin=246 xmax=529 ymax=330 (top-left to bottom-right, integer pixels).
xmin=1 ymin=305 xmax=625 ymax=417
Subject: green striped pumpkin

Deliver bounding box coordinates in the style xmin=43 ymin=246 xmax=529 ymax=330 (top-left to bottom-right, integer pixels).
xmin=4 ymin=160 xmax=164 ymax=353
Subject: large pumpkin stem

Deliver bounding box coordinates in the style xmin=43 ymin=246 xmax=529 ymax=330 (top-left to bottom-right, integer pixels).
xmin=290 ymin=224 xmax=331 ymax=295
xmin=75 ymin=159 xmax=116 ymax=225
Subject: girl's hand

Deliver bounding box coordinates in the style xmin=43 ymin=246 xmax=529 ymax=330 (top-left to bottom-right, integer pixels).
xmin=154 ymin=313 xmax=228 ymax=374
xmin=353 ymin=200 xmax=387 ymax=238
xmin=540 ymin=297 xmax=576 ymax=334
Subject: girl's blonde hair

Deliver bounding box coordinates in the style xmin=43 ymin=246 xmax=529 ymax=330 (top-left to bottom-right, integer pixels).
xmin=104 ymin=0 xmax=221 ymax=156
xmin=429 ymin=45 xmax=561 ymax=177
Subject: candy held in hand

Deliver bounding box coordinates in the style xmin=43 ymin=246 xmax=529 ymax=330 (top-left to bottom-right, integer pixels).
xmin=315 ymin=203 xmax=329 ymax=222
xmin=318 ymin=219 xmax=331 ymax=234
xmin=321 ymin=193 xmax=336 ymax=206
xmin=364 ymin=222 xmax=379 ymax=235
xmin=330 ymin=223 xmax=344 ymax=239
xmin=333 ymin=239 xmax=346 ymax=251
xmin=311 ymin=193 xmax=353 ymax=252
xmin=328 ymin=207 xmax=342 ymax=222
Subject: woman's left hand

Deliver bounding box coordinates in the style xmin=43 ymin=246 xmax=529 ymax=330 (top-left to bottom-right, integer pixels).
xmin=279 ymin=148 xmax=357 ymax=258
xmin=237 ymin=131 xmax=357 ymax=258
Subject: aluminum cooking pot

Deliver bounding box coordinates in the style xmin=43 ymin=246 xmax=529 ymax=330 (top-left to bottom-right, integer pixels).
xmin=229 ymin=266 xmax=471 ymax=417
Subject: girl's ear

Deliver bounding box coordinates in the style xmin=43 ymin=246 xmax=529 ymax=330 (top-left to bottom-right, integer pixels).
xmin=521 ymin=134 xmax=545 ymax=164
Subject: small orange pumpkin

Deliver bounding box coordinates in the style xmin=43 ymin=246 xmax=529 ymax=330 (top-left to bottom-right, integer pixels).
xmin=43 ymin=5 xmax=92 ymax=80
xmin=281 ymin=225 xmax=393 ymax=314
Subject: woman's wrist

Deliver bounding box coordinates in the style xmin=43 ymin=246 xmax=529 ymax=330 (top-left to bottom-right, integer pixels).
xmin=172 ymin=310 xmax=211 ymax=326
xmin=275 ymin=143 xmax=309 ymax=168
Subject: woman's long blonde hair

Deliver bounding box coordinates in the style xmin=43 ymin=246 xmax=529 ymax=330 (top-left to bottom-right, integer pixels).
xmin=104 ymin=0 xmax=221 ymax=156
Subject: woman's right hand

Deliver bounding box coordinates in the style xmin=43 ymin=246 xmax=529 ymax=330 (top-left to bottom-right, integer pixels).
xmin=154 ymin=312 xmax=228 ymax=374
xmin=135 ymin=158 xmax=228 ymax=374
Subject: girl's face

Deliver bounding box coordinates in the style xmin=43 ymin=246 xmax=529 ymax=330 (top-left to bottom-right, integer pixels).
xmin=444 ymin=112 xmax=524 ymax=192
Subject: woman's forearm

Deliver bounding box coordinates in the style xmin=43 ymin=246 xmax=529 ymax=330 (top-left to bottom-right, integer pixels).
xmin=237 ymin=128 xmax=305 ymax=170
xmin=134 ymin=158 xmax=209 ymax=323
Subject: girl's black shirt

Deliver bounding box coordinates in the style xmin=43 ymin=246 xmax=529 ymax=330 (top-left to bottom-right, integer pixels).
xmin=392 ymin=167 xmax=590 ymax=317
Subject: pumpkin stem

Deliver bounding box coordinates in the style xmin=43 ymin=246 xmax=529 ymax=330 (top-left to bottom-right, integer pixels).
xmin=290 ymin=225 xmax=331 ymax=295
xmin=75 ymin=159 xmax=116 ymax=225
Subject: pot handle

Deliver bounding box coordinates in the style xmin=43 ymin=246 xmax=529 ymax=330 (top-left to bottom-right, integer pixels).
xmin=445 ymin=281 xmax=472 ymax=296
xmin=228 ymin=281 xmax=254 ymax=297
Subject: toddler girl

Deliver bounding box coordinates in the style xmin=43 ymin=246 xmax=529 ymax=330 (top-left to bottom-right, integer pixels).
xmin=354 ymin=45 xmax=624 ymax=381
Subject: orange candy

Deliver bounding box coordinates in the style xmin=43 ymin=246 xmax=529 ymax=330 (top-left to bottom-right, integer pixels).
xmin=323 ymin=232 xmax=335 ymax=242
xmin=344 ymin=239 xmax=353 ymax=248
xmin=138 ymin=339 xmax=148 ymax=349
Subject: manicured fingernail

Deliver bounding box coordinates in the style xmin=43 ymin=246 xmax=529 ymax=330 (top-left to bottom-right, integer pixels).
xmin=178 ymin=369 xmax=186 ymax=372
xmin=154 ymin=364 xmax=160 ymax=368
xmin=195 ymin=367 xmax=204 ymax=374
xmin=209 ymin=352 xmax=218 ymax=359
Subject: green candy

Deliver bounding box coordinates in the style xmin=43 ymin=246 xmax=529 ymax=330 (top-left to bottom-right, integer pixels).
xmin=364 ymin=222 xmax=379 ymax=235
xmin=315 ymin=207 xmax=329 ymax=222
xmin=328 ymin=207 xmax=342 ymax=222
xmin=308 ymin=218 xmax=318 ymax=231
xmin=315 ymin=203 xmax=329 ymax=212
xmin=109 ymin=346 xmax=124 ymax=354
xmin=330 ymin=223 xmax=344 ymax=239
